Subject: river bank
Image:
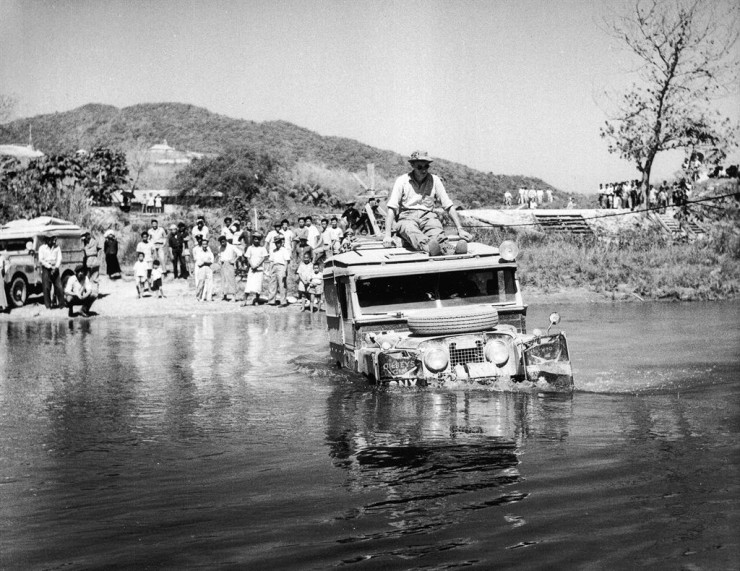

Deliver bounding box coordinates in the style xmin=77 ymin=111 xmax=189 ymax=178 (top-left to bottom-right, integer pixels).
xmin=0 ymin=272 xmax=710 ymax=323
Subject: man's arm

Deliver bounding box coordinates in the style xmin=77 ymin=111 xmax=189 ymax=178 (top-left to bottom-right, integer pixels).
xmin=383 ymin=208 xmax=397 ymax=247
xmin=447 ymin=208 xmax=473 ymax=242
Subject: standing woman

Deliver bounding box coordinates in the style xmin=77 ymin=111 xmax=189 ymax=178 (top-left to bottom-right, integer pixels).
xmin=0 ymin=252 xmax=9 ymax=312
xmin=103 ymin=230 xmax=122 ymax=279
xmin=194 ymin=239 xmax=214 ymax=301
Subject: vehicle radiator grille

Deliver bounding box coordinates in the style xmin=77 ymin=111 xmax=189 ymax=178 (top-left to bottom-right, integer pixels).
xmin=449 ymin=340 xmax=485 ymax=367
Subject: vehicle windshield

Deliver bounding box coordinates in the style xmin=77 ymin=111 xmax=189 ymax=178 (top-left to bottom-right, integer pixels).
xmin=356 ymin=268 xmax=518 ymax=312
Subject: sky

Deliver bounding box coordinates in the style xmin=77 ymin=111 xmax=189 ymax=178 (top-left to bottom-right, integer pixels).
xmin=1 ymin=0 xmax=738 ymax=193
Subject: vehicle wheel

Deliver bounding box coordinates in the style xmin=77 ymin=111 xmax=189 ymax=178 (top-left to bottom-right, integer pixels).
xmin=8 ymin=275 xmax=28 ymax=308
xmin=407 ymin=306 xmax=498 ymax=335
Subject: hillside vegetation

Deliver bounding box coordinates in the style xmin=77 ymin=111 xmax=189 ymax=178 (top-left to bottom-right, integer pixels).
xmin=0 ymin=102 xmax=555 ymax=207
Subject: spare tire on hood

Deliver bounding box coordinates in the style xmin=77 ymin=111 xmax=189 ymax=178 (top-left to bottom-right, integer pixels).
xmin=407 ymin=305 xmax=499 ymax=336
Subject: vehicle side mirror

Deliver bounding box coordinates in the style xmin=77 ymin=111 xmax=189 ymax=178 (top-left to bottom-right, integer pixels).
xmin=547 ymin=312 xmax=561 ymax=334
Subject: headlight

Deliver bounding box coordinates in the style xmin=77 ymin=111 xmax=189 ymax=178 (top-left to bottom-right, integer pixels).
xmin=499 ymin=240 xmax=519 ymax=261
xmin=485 ymin=340 xmax=510 ymax=366
xmin=423 ymin=349 xmax=449 ymax=372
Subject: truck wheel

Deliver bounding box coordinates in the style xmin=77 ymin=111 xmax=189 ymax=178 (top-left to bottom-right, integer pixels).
xmin=407 ymin=306 xmax=498 ymax=335
xmin=8 ymin=275 xmax=28 ymax=307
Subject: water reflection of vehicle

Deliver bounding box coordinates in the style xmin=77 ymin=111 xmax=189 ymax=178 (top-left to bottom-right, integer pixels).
xmin=324 ymin=384 xmax=572 ymax=538
xmin=323 ymin=239 xmax=574 ymax=390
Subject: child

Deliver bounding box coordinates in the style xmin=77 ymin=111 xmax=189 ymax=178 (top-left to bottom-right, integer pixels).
xmin=296 ymin=253 xmax=314 ymax=311
xmin=151 ymin=260 xmax=166 ymax=298
xmin=308 ymin=263 xmax=324 ymax=312
xmin=133 ymin=252 xmax=149 ymax=298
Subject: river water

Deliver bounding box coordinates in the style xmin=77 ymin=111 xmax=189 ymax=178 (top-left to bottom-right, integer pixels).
xmin=0 ymin=302 xmax=738 ymax=569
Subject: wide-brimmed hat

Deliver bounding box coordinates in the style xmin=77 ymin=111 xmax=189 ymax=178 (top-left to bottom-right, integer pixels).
xmin=218 ymin=235 xmax=227 ymax=242
xmin=104 ymin=230 xmax=115 ymax=238
xmin=169 ymin=224 xmax=177 ymax=230
xmin=252 ymin=232 xmax=263 ymax=239
xmin=80 ymin=230 xmax=91 ymax=237
xmin=408 ymin=150 xmax=433 ymax=164
xmin=274 ymin=234 xmax=284 ymax=242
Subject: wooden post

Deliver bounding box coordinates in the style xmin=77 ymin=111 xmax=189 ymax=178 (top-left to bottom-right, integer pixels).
xmin=367 ymin=163 xmax=375 ymax=190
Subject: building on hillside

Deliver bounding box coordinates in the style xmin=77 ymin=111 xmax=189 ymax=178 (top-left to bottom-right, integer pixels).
xmin=109 ymin=188 xmax=224 ymax=214
xmin=147 ymin=140 xmax=205 ymax=165
xmin=0 ymin=144 xmax=44 ymax=168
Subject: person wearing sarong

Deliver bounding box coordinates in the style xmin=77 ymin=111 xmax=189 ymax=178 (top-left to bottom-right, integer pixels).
xmin=103 ymin=231 xmax=122 ymax=279
xmin=217 ymin=235 xmax=239 ymax=301
xmin=242 ymin=233 xmax=267 ymax=306
xmin=194 ymin=240 xmax=214 ymax=301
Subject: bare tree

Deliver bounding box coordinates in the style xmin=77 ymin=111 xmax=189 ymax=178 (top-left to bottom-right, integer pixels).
xmin=600 ymin=0 xmax=739 ymax=191
xmin=0 ymin=94 xmax=17 ymax=124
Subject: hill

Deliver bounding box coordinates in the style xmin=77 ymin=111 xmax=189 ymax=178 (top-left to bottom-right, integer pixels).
xmin=0 ymin=103 xmax=557 ymax=207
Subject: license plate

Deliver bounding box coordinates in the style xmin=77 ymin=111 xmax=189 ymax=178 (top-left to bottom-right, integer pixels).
xmin=380 ymin=355 xmax=417 ymax=378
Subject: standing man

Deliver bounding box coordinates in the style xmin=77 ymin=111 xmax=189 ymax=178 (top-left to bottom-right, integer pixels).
xmin=266 ymin=235 xmax=290 ymax=307
xmin=38 ymin=235 xmax=63 ymax=309
xmin=280 ymin=219 xmax=295 ymax=255
xmin=148 ymin=219 xmax=167 ymax=274
xmin=384 ymin=151 xmax=472 ymax=256
xmin=168 ymin=224 xmax=186 ymax=279
xmin=81 ymin=230 xmax=102 ymax=295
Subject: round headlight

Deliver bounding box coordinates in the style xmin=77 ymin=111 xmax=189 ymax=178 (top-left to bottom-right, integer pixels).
xmin=423 ymin=349 xmax=449 ymax=372
xmin=485 ymin=340 xmax=510 ymax=366
xmin=532 ymin=328 xmax=543 ymax=337
xmin=381 ymin=341 xmax=392 ymax=350
xmin=499 ymin=240 xmax=519 ymax=261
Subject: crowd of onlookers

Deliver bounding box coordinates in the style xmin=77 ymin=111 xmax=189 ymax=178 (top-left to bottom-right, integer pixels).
xmin=597 ymin=179 xmax=692 ymax=212
xmin=125 ymin=194 xmax=387 ymax=310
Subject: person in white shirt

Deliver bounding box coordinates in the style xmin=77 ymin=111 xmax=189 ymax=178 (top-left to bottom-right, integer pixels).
xmin=147 ymin=219 xmax=167 ymax=274
xmin=38 ymin=235 xmax=64 ymax=309
xmin=151 ymin=260 xmax=166 ymax=298
xmin=325 ymin=217 xmax=344 ymax=255
xmin=242 ymin=233 xmax=268 ymax=306
xmin=280 ymin=219 xmax=295 ymax=255
xmin=305 ymin=216 xmax=322 ymax=252
xmin=504 ymin=190 xmax=513 ymax=207
xmin=230 ymin=221 xmax=243 ymax=245
xmin=220 ymin=217 xmax=234 ymax=243
xmin=384 ymin=151 xmax=471 ymax=255
xmin=194 ymin=239 xmax=215 ymax=301
xmin=133 ymin=252 xmax=150 ymax=297
xmin=264 ymin=221 xmax=282 ymax=254
xmin=64 ymin=265 xmax=96 ymax=317
xmin=191 ymin=217 xmax=209 ymax=260
xmin=136 ymin=232 xmax=155 ymax=278
xmin=266 ymin=235 xmax=290 ymax=306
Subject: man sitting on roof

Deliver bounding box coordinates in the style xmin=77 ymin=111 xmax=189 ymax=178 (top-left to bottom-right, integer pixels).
xmin=383 ymin=151 xmax=472 ymax=256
